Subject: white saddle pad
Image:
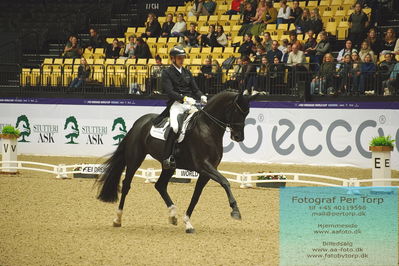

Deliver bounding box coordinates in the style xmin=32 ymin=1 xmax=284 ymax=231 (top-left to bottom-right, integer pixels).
xmin=150 ymin=111 xmax=197 ymax=143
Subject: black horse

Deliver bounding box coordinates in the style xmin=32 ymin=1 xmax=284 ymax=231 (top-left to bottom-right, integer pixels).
xmin=97 ymin=91 xmax=255 ymax=233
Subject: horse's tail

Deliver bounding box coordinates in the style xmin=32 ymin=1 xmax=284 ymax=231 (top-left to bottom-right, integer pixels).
xmin=96 ymin=134 xmax=128 ymax=203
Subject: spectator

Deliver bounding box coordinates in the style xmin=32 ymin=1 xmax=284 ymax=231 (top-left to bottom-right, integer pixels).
xmin=87 ymin=28 xmax=105 ymax=51
xmin=262 ymin=32 xmax=273 ymax=52
xmin=243 ymin=0 xmax=267 ymax=36
xmin=203 ymin=0 xmax=217 ymax=15
xmin=359 ymin=41 xmax=375 ymax=62
xmin=215 ymin=25 xmax=228 ymax=47
xmin=287 ymin=43 xmax=307 ymax=87
xmin=289 ymin=1 xmax=303 ymax=24
xmin=278 ymin=38 xmax=289 ymax=54
xmin=310 ymin=53 xmax=336 ymax=95
xmin=281 ymin=44 xmax=292 ymax=63
xmin=124 ymin=35 xmax=136 ymax=58
xmin=257 ymin=55 xmax=270 ymax=94
xmin=170 ymin=13 xmax=187 ymax=38
xmin=254 ymin=35 xmax=263 ymax=47
xmin=63 ymin=36 xmax=82 ymax=58
xmin=142 ymin=13 xmax=161 ymax=38
xmin=295 ymin=8 xmax=311 ymax=34
xmin=238 ymin=33 xmax=255 ymax=57
xmin=380 ymin=28 xmax=397 ymax=55
xmin=211 ymin=59 xmax=222 ymax=92
xmin=309 ymin=8 xmax=323 ymax=35
xmin=277 ymin=0 xmax=291 ymax=27
xmin=225 ymin=0 xmax=243 ymax=15
xmin=149 ymin=55 xmax=165 ymax=94
xmin=188 ymin=0 xmax=209 ymax=17
xmin=199 ymin=57 xmax=214 ymax=94
xmin=348 ymin=3 xmax=369 ymax=49
xmin=240 ymin=55 xmax=257 ymax=95
xmin=288 ymin=31 xmax=303 ymax=51
xmin=287 ymin=43 xmax=306 ymax=66
xmin=118 ymin=41 xmax=126 ymax=57
xmin=365 ymin=28 xmax=382 ymax=55
xmin=239 ymin=2 xmax=256 ymax=36
xmin=383 ymin=61 xmax=399 ymax=96
xmin=267 ymin=40 xmax=283 ymax=62
xmin=254 ymin=45 xmax=267 ymax=64
xmin=309 ymin=31 xmax=330 ymax=67
xmin=227 ymin=58 xmax=243 ymax=91
xmin=201 ymin=25 xmax=217 ymax=47
xmin=269 ymin=56 xmax=285 ymax=91
xmin=303 ymin=30 xmax=317 ymax=57
xmin=161 ymin=13 xmax=175 ymax=37
xmin=183 ymin=23 xmax=201 ymax=47
xmin=337 ymin=54 xmax=353 ymax=95
xmin=354 ymin=53 xmax=376 ymax=95
xmin=68 ymin=58 xmax=91 ymax=89
xmin=379 ymin=53 xmax=396 ymax=93
xmin=337 ymin=40 xmax=357 ymax=62
xmin=251 ymin=1 xmax=277 ymax=36
xmin=134 ymin=37 xmax=152 ymax=59
xmin=106 ymin=38 xmax=121 ymax=59
xmin=394 ymin=38 xmax=399 ymax=55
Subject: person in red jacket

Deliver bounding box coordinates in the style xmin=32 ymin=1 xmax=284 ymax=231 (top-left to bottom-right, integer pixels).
xmin=224 ymin=0 xmax=244 ymax=15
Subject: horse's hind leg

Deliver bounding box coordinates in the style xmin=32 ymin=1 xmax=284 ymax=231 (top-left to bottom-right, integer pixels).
xmin=154 ymin=169 xmax=177 ymax=225
xmin=113 ymin=154 xmax=145 ymax=227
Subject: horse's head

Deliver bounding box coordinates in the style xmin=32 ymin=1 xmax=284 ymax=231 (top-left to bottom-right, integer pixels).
xmin=227 ymin=93 xmax=256 ymax=142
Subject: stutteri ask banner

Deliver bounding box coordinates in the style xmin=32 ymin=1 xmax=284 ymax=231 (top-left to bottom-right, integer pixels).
xmin=0 ymin=98 xmax=398 ymax=170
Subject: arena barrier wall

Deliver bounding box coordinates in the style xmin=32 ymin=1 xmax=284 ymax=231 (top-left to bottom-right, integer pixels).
xmin=0 ymin=98 xmax=398 ymax=170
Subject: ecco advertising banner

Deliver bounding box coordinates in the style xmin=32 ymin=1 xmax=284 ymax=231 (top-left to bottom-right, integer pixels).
xmin=0 ymin=98 xmax=398 ymax=170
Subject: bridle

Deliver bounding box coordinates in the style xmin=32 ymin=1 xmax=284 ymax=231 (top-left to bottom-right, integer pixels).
xmin=199 ymin=95 xmax=248 ymax=132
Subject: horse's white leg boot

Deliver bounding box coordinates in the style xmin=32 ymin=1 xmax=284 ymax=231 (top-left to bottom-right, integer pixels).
xmin=183 ymin=214 xmax=195 ymax=233
xmin=113 ymin=209 xmax=123 ymax=227
xmin=168 ymin=205 xmax=178 ymax=225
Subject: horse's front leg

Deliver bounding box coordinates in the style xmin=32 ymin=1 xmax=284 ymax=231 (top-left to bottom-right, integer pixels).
xmin=201 ymin=162 xmax=241 ymax=220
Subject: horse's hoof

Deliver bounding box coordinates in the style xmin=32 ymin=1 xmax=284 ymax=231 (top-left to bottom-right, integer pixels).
xmin=185 ymin=228 xmax=196 ymax=234
xmin=169 ymin=216 xmax=178 ymax=226
xmin=113 ymin=221 xmax=122 ymax=227
xmin=231 ymin=210 xmax=242 ymax=220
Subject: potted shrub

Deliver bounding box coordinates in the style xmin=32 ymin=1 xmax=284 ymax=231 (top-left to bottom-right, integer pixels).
xmin=257 ymin=171 xmax=287 ymax=188
xmin=369 ymin=136 xmax=395 ymax=187
xmin=369 ymin=136 xmax=395 ymax=152
xmin=0 ymin=125 xmax=20 ymax=174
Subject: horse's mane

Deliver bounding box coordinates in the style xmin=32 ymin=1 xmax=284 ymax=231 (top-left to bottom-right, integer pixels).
xmin=205 ymin=91 xmax=238 ymax=110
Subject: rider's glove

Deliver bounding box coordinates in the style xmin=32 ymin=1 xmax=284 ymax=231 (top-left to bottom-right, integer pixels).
xmin=201 ymin=95 xmax=207 ymax=104
xmin=183 ymin=96 xmax=196 ymax=105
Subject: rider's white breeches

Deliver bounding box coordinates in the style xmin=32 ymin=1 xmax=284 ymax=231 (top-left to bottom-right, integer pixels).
xmin=170 ymin=101 xmax=193 ymax=133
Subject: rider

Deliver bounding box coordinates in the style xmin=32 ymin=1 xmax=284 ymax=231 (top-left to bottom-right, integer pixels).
xmin=158 ymin=46 xmax=207 ymax=169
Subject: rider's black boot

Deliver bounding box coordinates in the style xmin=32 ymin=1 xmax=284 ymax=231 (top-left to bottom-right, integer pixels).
xmin=162 ymin=130 xmax=178 ymax=169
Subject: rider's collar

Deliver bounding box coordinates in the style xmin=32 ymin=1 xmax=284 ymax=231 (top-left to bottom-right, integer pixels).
xmin=173 ymin=64 xmax=183 ymax=73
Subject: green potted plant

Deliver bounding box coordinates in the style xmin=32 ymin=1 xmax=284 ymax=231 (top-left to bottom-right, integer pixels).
xmin=369 ymin=136 xmax=395 ymax=152
xmin=1 ymin=125 xmax=20 ymax=174
xmin=257 ymin=171 xmax=287 ymax=188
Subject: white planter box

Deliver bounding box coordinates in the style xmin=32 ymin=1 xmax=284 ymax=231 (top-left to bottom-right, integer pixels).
xmin=1 ymin=136 xmax=18 ymax=174
xmin=369 ymin=146 xmax=393 ymax=187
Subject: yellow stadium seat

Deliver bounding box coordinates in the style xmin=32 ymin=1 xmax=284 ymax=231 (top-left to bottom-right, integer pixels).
xmin=53 ymin=58 xmax=63 ymax=65
xmin=224 ymin=47 xmax=235 ymax=55
xmin=231 ymin=25 xmax=241 ymax=35
xmin=94 ymin=58 xmax=104 ymax=65
xmin=158 ymin=16 xmax=166 ymax=24
xmin=219 ymin=15 xmax=229 ymax=23
xmin=187 ymin=16 xmax=197 ymax=23
xmin=30 ymin=69 xmax=40 ymax=86
xmin=232 ymin=36 xmax=242 ymax=44
xmin=168 ymin=37 xmax=178 ymax=44
xmin=343 ymin=0 xmax=355 ymax=5
xmin=126 ymin=58 xmax=136 ymax=65
xmin=63 ymin=58 xmax=73 ymax=65
xmin=201 ymin=47 xmax=211 ymax=54
xmin=307 ymin=1 xmax=318 ymax=7
xmin=136 ymin=27 xmax=146 ymax=34
xmin=230 ymin=14 xmax=241 ymax=22
xmin=116 ymin=58 xmax=126 ymax=65
xmin=213 ymin=47 xmax=223 ymax=54
xmin=331 ymin=0 xmax=343 ymax=5
xmin=325 ymin=21 xmax=337 ymax=35
xmin=190 ymin=47 xmax=201 ymax=54
xmin=319 ymin=0 xmax=331 ymax=6
xmin=191 ymin=58 xmax=202 ymax=65
xmin=277 ymin=24 xmax=288 ymax=31
xmin=176 ymin=6 xmax=185 ymax=13
xmin=208 ymin=15 xmax=218 ymax=24
xmin=166 ymin=6 xmax=177 ymax=14
xmin=43 ymin=58 xmax=53 ymax=65
xmin=86 ymin=58 xmax=94 ymax=65
xmin=20 ymin=68 xmax=31 ymax=86
xmin=137 ymin=58 xmax=147 ymax=65
xmin=198 ymin=16 xmax=208 ymax=23
xmin=216 ymin=5 xmax=229 ymax=15
xmin=199 ymin=26 xmax=208 ymax=34
xmin=266 ymin=24 xmax=277 ymax=31
xmin=223 ymin=25 xmax=231 ymax=33
xmin=323 ymin=10 xmax=334 ymax=18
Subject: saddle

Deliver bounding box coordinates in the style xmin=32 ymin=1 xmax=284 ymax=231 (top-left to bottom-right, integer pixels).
xmin=150 ymin=110 xmax=198 ymax=143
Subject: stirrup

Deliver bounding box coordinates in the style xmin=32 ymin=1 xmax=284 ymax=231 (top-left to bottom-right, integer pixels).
xmin=162 ymin=155 xmax=176 ymax=169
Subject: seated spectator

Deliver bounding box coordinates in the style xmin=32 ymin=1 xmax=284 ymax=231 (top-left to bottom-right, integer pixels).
xmin=254 ymin=45 xmax=267 ymax=64
xmin=124 ymin=35 xmax=136 ymax=58
xmin=359 ymin=41 xmax=376 ymax=62
xmin=203 ymin=0 xmax=217 ymax=15
xmin=267 ymin=40 xmax=283 ymax=62
xmin=365 ymin=28 xmax=382 ymax=55
xmin=227 ymin=57 xmax=243 ymax=91
xmin=184 ymin=23 xmax=201 ymax=47
xmin=337 ymin=40 xmax=357 ymax=62
xmin=269 ymin=56 xmax=285 ymax=91
xmin=170 ymin=13 xmax=187 ymax=38
xmin=281 ymin=44 xmax=292 ymax=63
xmin=309 ymin=8 xmax=323 ymax=36
xmin=379 ymin=53 xmax=396 ymax=92
xmin=277 ymin=0 xmax=291 ymax=27
xmin=201 ymin=25 xmax=217 ymax=47
xmin=257 ymin=56 xmax=270 ymax=94
xmin=118 ymin=41 xmax=126 ymax=57
xmin=262 ymin=1 xmax=278 ymax=25
xmin=380 ymin=28 xmax=397 ymax=55
xmin=142 ymin=13 xmax=161 ymax=38
xmin=295 ymin=8 xmax=311 ymax=34
xmin=262 ymin=32 xmax=273 ymax=52
xmin=134 ymin=37 xmax=152 ymax=59
xmin=309 ymin=31 xmax=330 ymax=68
xmin=310 ymin=53 xmax=336 ymax=95
xmin=225 ymin=0 xmax=243 ymax=15
xmin=215 ymin=25 xmax=228 ymax=47
xmin=247 ymin=0 xmax=268 ymax=36
xmin=348 ymin=3 xmax=369 ymax=49
xmin=278 ymin=38 xmax=289 ymax=54
xmin=354 ymin=54 xmax=377 ymax=95
xmin=383 ymin=61 xmax=399 ymax=96
xmin=336 ymin=54 xmax=353 ymax=95
xmin=395 ymin=38 xmax=399 ymax=55
xmin=238 ymin=33 xmax=255 ymax=57
xmin=288 ymin=31 xmax=303 ymax=51
xmin=188 ymin=0 xmax=209 ymax=17
xmin=303 ymin=30 xmax=317 ymax=57
xmin=239 ymin=2 xmax=256 ymax=36
xmin=287 ymin=43 xmax=306 ymax=66
xmin=149 ymin=55 xmax=166 ymax=93
xmin=161 ymin=14 xmax=175 ymax=37
xmin=106 ymin=38 xmax=121 ymax=59
xmin=87 ymin=28 xmax=105 ymax=51
xmin=63 ymin=36 xmax=82 ymax=58
xmin=287 ymin=43 xmax=307 ymax=87
xmin=69 ymin=58 xmax=90 ymax=89
xmin=289 ymin=1 xmax=303 ymax=24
